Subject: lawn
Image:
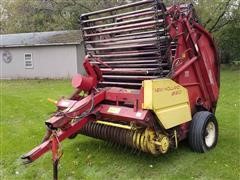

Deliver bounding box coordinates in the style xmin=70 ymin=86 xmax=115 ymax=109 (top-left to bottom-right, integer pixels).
xmin=0 ymin=69 xmax=240 ymax=180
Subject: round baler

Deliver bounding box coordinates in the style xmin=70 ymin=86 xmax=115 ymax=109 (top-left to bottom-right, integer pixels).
xmin=22 ymin=1 xmax=220 ymax=179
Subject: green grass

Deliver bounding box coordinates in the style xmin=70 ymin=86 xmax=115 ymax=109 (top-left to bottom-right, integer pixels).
xmin=1 ymin=69 xmax=240 ymax=180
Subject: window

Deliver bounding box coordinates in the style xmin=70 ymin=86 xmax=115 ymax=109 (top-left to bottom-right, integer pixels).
xmin=24 ymin=53 xmax=33 ymax=69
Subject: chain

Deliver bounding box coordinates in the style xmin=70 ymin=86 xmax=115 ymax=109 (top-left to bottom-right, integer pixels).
xmin=52 ymin=130 xmax=63 ymax=159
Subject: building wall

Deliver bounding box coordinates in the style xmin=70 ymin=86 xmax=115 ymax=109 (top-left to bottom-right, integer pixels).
xmin=76 ymin=43 xmax=87 ymax=75
xmin=0 ymin=45 xmax=82 ymax=79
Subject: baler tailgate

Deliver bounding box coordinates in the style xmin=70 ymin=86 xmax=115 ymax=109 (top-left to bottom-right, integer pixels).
xmin=80 ymin=0 xmax=172 ymax=88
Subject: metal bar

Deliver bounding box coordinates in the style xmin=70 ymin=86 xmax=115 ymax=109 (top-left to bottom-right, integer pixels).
xmin=90 ymin=59 xmax=160 ymax=64
xmin=91 ymin=56 xmax=159 ymax=61
xmin=105 ymin=49 xmax=160 ymax=53
xmin=84 ymin=26 xmax=161 ymax=37
xmin=91 ymin=51 xmax=158 ymax=58
xmin=102 ymin=75 xmax=160 ymax=80
xmin=97 ymin=63 xmax=168 ymax=68
xmin=81 ymin=0 xmax=154 ymax=17
xmin=172 ymin=56 xmax=198 ymax=79
xmin=100 ymin=68 xmax=159 ymax=71
xmin=82 ymin=7 xmax=153 ymax=23
xmin=114 ymin=29 xmax=165 ymax=38
xmin=103 ymin=48 xmax=159 ymax=53
xmin=89 ymin=48 xmax=167 ymax=55
xmin=99 ymin=20 xmax=164 ymax=32
xmin=85 ymin=33 xmax=162 ymax=44
xmin=94 ymin=37 xmax=167 ymax=46
xmin=100 ymin=68 xmax=160 ymax=75
xmin=99 ymin=81 xmax=142 ymax=86
xmin=83 ymin=16 xmax=155 ymax=30
xmin=116 ymin=10 xmax=162 ymax=21
xmin=96 ymin=120 xmax=132 ymax=130
xmin=87 ymin=43 xmax=155 ymax=51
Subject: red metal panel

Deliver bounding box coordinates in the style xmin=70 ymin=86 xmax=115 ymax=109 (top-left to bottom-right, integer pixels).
xmin=95 ymin=104 xmax=151 ymax=126
xmin=105 ymin=87 xmax=141 ymax=104
xmin=166 ymin=9 xmax=220 ymax=112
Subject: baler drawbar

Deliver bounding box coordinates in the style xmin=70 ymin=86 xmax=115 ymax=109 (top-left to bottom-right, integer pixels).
xmin=22 ymin=1 xmax=220 ymax=179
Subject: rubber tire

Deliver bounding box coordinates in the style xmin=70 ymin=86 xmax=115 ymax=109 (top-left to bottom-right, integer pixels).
xmin=188 ymin=111 xmax=218 ymax=153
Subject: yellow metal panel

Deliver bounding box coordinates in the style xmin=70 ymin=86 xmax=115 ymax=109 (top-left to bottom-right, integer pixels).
xmin=96 ymin=120 xmax=132 ymax=130
xmin=143 ymin=80 xmax=153 ymax=109
xmin=143 ymin=79 xmax=191 ymax=129
xmin=155 ymin=103 xmax=191 ymax=129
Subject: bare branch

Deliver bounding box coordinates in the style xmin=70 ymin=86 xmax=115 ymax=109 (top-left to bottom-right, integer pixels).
xmin=209 ymin=0 xmax=232 ymax=33
xmin=211 ymin=19 xmax=232 ymax=33
xmin=203 ymin=18 xmax=212 ymax=27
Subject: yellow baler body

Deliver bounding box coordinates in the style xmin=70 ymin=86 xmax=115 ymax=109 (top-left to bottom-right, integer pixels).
xmin=143 ymin=79 xmax=192 ymax=129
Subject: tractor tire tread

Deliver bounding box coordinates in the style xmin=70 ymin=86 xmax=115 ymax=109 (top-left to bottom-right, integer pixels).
xmin=188 ymin=111 xmax=218 ymax=153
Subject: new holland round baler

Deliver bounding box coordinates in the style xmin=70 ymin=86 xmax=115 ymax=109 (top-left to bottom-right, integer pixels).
xmin=22 ymin=1 xmax=220 ymax=179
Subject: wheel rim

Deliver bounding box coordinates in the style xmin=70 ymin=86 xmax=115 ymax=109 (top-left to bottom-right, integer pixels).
xmin=204 ymin=121 xmax=216 ymax=147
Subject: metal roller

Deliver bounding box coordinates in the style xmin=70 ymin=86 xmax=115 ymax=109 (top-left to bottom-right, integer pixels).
xmin=79 ymin=121 xmax=170 ymax=155
xmin=82 ymin=7 xmax=154 ymax=23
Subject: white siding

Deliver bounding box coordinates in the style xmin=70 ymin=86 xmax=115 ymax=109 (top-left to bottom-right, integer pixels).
xmin=0 ymin=45 xmax=80 ymax=79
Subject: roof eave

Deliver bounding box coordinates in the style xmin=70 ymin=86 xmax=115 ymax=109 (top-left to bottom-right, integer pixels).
xmin=0 ymin=42 xmax=82 ymax=48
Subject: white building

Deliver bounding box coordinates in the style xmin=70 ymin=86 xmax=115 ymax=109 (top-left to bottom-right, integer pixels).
xmin=0 ymin=30 xmax=85 ymax=79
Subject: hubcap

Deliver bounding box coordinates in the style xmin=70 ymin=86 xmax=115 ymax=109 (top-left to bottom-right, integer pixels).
xmin=204 ymin=121 xmax=216 ymax=147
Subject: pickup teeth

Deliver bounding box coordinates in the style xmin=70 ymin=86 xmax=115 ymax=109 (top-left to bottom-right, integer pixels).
xmin=79 ymin=121 xmax=170 ymax=155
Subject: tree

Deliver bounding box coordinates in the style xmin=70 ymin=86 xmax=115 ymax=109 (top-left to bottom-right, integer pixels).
xmin=0 ymin=0 xmax=129 ymax=34
xmin=195 ymin=0 xmax=240 ymax=63
xmin=1 ymin=0 xmax=239 ymax=64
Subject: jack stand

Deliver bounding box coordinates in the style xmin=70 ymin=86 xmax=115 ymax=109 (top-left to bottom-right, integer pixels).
xmin=51 ymin=131 xmax=62 ymax=180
